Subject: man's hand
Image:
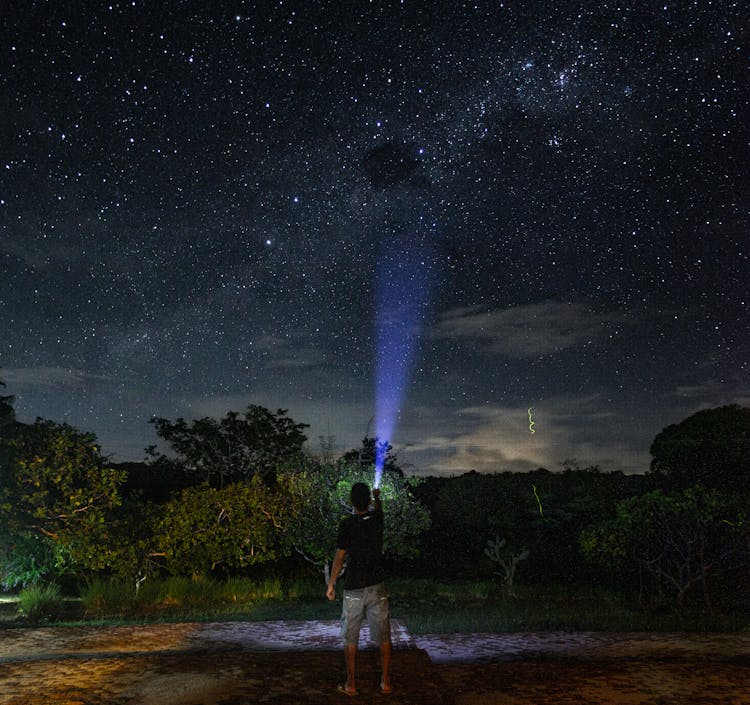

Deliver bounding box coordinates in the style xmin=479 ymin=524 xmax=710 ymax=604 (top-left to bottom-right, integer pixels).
xmin=326 ymin=584 xmax=336 ymax=601
xmin=373 ymin=487 xmax=381 ymax=500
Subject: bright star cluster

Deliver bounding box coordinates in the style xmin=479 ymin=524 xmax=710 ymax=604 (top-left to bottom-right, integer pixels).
xmin=1 ymin=2 xmax=748 ymax=473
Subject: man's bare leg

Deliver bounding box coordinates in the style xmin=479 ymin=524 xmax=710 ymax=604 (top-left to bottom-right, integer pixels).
xmin=343 ymin=644 xmax=357 ymax=693
xmin=379 ymin=640 xmax=392 ymax=693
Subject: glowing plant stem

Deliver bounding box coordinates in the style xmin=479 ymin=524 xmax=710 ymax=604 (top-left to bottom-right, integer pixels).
xmin=532 ymin=484 xmax=544 ymax=518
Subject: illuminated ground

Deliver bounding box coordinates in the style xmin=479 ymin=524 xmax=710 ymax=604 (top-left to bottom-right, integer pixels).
xmin=0 ymin=621 xmax=748 ymax=704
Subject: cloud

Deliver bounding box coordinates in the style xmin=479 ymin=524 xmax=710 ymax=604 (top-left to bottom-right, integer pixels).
xmin=671 ymin=378 xmax=750 ymax=416
xmin=399 ymin=396 xmax=649 ymax=475
xmin=430 ymin=301 xmax=625 ymax=357
xmin=1 ymin=367 xmax=108 ymax=390
xmin=674 ymin=378 xmax=750 ymax=402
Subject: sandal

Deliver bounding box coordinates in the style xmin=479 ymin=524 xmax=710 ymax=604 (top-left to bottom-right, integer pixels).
xmin=337 ymin=683 xmax=358 ymax=697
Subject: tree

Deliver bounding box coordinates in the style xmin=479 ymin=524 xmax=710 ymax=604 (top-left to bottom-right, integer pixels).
xmin=649 ymin=405 xmax=750 ymax=492
xmin=154 ymin=476 xmax=302 ymax=577
xmin=149 ymin=405 xmax=309 ymax=487
xmin=483 ymin=535 xmax=529 ymax=597
xmin=423 ymin=471 xmax=533 ymax=577
xmin=340 ymin=436 xmax=404 ymax=477
xmin=0 ymin=419 xmax=126 ymax=573
xmin=580 ymin=485 xmax=737 ymax=609
xmin=0 ymin=376 xmax=15 ymax=433
xmin=285 ymin=461 xmax=430 ymax=583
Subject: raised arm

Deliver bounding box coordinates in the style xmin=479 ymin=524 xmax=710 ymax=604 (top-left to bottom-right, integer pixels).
xmin=373 ymin=487 xmax=382 ymax=511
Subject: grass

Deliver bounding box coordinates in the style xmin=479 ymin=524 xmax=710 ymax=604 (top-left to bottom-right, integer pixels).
xmin=16 ymin=583 xmax=64 ymax=622
xmin=390 ymin=581 xmax=749 ymax=634
xmin=79 ymin=575 xmax=300 ymax=620
xmin=2 ymin=577 xmax=747 ymax=633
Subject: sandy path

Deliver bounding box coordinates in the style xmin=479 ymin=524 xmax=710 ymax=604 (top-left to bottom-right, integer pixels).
xmin=1 ymin=622 xmax=748 ymax=704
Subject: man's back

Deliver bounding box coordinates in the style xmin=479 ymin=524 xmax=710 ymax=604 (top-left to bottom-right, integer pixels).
xmin=337 ymin=508 xmax=386 ymax=589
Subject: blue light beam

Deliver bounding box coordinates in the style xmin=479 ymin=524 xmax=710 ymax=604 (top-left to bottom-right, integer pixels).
xmin=373 ymin=238 xmax=434 ymax=488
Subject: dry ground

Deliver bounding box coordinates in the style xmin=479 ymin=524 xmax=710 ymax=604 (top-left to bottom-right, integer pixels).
xmin=0 ymin=621 xmax=748 ymax=704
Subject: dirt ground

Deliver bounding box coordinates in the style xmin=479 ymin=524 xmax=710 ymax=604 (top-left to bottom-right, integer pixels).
xmin=0 ymin=621 xmax=748 ymax=704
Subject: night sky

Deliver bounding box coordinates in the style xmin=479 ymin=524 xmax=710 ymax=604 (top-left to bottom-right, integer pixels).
xmin=2 ymin=1 xmax=748 ymax=475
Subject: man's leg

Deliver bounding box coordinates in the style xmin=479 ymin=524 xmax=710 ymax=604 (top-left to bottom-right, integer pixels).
xmin=365 ymin=583 xmax=393 ymax=693
xmin=340 ymin=589 xmax=364 ymax=694
xmin=379 ymin=640 xmax=392 ymax=693
xmin=344 ymin=643 xmax=357 ymax=692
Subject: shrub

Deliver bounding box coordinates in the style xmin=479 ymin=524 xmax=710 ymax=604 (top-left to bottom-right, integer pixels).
xmin=80 ymin=577 xmax=137 ymax=616
xmin=17 ymin=583 xmax=62 ymax=621
xmin=0 ymin=533 xmax=59 ymax=589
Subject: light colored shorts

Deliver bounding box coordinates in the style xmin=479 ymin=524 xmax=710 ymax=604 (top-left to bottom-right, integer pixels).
xmin=341 ymin=582 xmax=391 ymax=646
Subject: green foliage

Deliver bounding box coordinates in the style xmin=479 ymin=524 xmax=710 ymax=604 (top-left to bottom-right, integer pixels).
xmin=102 ymin=497 xmax=165 ymax=581
xmin=284 ymin=462 xmax=431 ymax=579
xmin=17 ymin=582 xmax=63 ymax=621
xmin=393 ymin=581 xmax=745 ymax=634
xmin=149 ymin=405 xmax=309 ymax=487
xmin=0 ymin=532 xmax=60 ymax=589
xmin=649 ymin=404 xmax=750 ymax=492
xmin=417 ymin=472 xmax=522 ymax=577
xmin=80 ymin=575 xmax=290 ymax=617
xmin=580 ymin=485 xmax=737 ymax=608
xmin=11 ymin=575 xmax=747 ymax=631
xmin=0 ymin=419 xmax=125 ymax=572
xmin=80 ymin=577 xmax=137 ymax=615
xmin=282 ymin=575 xmax=330 ymax=600
xmin=219 ymin=576 xmax=284 ymax=602
xmin=388 ymin=577 xmax=493 ymax=601
xmin=155 ymin=475 xmax=301 ymax=576
xmin=420 ymin=468 xmax=642 ymax=580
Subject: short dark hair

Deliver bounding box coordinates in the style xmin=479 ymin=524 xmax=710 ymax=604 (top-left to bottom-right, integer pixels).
xmin=350 ymin=482 xmax=371 ymax=511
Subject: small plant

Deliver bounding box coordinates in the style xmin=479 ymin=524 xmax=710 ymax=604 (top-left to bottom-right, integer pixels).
xmin=17 ymin=583 xmax=63 ymax=622
xmin=0 ymin=534 xmax=58 ymax=589
xmin=484 ymin=536 xmax=529 ymax=597
xmin=80 ymin=577 xmax=137 ymax=616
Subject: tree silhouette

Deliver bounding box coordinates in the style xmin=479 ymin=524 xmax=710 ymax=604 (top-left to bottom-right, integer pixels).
xmin=340 ymin=436 xmax=403 ymax=477
xmin=649 ymin=405 xmax=750 ymax=492
xmin=149 ymin=405 xmax=309 ymax=487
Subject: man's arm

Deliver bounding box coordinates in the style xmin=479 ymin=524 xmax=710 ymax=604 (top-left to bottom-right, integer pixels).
xmin=326 ymin=548 xmax=347 ymax=601
xmin=373 ymin=487 xmax=382 ymax=512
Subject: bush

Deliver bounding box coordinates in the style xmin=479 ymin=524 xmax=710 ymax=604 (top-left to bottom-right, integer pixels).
xmin=80 ymin=577 xmax=137 ymax=616
xmin=0 ymin=533 xmax=59 ymax=589
xmin=17 ymin=583 xmax=62 ymax=621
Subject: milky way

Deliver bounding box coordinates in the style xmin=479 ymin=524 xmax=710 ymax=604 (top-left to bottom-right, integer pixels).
xmin=1 ymin=2 xmax=748 ymax=474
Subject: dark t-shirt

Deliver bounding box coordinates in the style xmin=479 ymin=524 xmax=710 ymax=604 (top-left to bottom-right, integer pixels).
xmin=336 ymin=507 xmax=386 ymax=590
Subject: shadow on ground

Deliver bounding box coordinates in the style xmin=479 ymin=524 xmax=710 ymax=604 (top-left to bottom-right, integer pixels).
xmin=1 ymin=621 xmax=749 ymax=704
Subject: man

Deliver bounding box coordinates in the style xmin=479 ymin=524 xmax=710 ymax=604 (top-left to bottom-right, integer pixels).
xmin=326 ymin=482 xmax=392 ymax=696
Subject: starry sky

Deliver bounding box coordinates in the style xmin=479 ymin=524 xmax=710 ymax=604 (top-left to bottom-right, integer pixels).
xmin=2 ymin=1 xmax=748 ymax=475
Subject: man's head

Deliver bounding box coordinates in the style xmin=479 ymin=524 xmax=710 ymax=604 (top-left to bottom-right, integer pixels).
xmin=350 ymin=482 xmax=371 ymax=511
